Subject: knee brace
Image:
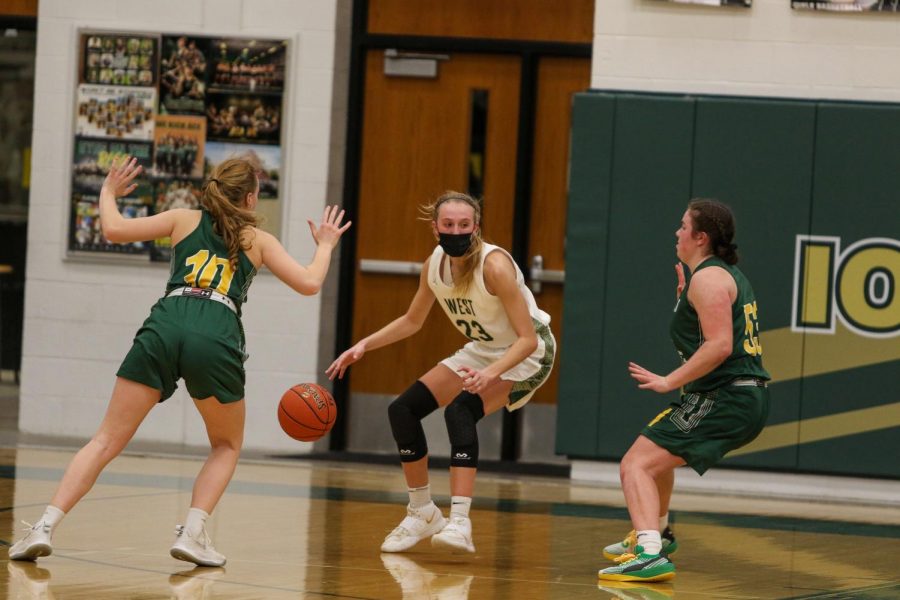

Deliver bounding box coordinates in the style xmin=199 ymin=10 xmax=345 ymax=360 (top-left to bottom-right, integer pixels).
xmin=444 ymin=392 xmax=485 ymax=468
xmin=388 ymin=380 xmax=438 ymax=462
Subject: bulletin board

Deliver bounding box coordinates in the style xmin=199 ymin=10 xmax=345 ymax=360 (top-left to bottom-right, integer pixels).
xmin=68 ymin=30 xmax=288 ymax=261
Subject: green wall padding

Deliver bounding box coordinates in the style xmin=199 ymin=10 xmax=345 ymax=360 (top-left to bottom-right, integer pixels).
xmin=556 ymin=93 xmax=615 ymax=456
xmin=561 ymin=91 xmax=900 ymax=478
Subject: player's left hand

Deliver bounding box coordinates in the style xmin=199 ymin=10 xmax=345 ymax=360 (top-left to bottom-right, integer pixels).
xmin=628 ymin=362 xmax=674 ymax=393
xmin=308 ymin=205 xmax=351 ymax=248
xmin=457 ymin=365 xmax=498 ymax=395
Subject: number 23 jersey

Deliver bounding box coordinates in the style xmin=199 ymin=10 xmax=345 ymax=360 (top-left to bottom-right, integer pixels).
xmin=427 ymin=243 xmax=551 ymax=349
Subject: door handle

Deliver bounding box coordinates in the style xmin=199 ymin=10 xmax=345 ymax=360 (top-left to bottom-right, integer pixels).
xmin=359 ymin=259 xmax=423 ymax=276
xmin=529 ymin=255 xmax=564 ymax=294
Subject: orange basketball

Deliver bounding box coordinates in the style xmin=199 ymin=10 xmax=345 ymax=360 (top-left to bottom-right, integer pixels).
xmin=278 ymin=383 xmax=337 ymax=442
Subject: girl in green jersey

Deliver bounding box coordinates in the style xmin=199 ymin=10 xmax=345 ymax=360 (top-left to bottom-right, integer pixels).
xmin=9 ymin=156 xmax=350 ymax=567
xmin=600 ymin=199 xmax=770 ymax=583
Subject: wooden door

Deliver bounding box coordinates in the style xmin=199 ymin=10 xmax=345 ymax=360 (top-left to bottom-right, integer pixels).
xmin=351 ymin=51 xmax=521 ymax=394
xmin=527 ymin=57 xmax=592 ymax=403
xmin=349 ymin=51 xmax=591 ymax=432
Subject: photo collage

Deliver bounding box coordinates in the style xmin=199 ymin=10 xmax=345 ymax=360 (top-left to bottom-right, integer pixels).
xmin=70 ymin=31 xmax=288 ymax=261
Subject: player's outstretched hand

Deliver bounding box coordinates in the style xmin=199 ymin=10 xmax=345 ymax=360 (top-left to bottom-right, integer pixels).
xmin=628 ymin=361 xmax=673 ymax=394
xmin=326 ymin=341 xmax=366 ymax=380
xmin=308 ymin=205 xmax=351 ymax=248
xmin=102 ymin=155 xmax=142 ymax=198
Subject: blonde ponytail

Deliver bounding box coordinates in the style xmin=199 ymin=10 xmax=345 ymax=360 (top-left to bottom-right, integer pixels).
xmin=200 ymin=156 xmax=261 ymax=270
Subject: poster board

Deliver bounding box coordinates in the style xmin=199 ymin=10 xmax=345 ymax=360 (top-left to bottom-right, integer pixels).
xmin=792 ymin=0 xmax=900 ymax=11
xmin=652 ymin=0 xmax=751 ymax=6
xmin=68 ymin=30 xmax=289 ymax=261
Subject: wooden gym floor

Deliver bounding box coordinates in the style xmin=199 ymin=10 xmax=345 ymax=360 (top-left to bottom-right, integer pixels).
xmin=1 ymin=447 xmax=899 ymax=599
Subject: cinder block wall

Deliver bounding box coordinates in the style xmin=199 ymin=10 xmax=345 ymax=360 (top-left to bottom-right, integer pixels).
xmin=593 ymin=0 xmax=900 ymax=101
xmin=21 ymin=0 xmax=351 ymax=453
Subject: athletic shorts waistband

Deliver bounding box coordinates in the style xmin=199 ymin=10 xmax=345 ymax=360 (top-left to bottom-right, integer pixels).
xmin=166 ymin=286 xmax=237 ymax=314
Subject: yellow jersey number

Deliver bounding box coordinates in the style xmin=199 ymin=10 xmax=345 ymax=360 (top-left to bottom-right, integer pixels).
xmin=184 ymin=250 xmax=235 ymax=296
xmin=742 ymin=301 xmax=762 ymax=356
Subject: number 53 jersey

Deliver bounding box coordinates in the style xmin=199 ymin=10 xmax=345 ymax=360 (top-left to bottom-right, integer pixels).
xmin=671 ymin=256 xmax=770 ymax=393
xmin=427 ymin=243 xmax=551 ymax=350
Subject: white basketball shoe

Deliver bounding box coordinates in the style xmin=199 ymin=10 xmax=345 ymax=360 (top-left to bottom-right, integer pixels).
xmin=8 ymin=521 xmax=53 ymax=561
xmin=381 ymin=502 xmax=447 ymax=553
xmin=169 ymin=525 xmax=226 ymax=567
xmin=431 ymin=515 xmax=475 ymax=553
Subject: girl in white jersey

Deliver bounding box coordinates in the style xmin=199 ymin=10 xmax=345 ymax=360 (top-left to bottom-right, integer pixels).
xmin=327 ymin=191 xmax=555 ymax=554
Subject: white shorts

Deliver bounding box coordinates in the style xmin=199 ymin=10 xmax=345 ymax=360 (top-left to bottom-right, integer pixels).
xmin=440 ymin=322 xmax=556 ymax=411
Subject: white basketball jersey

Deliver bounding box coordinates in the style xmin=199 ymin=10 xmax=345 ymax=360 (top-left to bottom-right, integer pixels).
xmin=427 ymin=243 xmax=550 ymax=349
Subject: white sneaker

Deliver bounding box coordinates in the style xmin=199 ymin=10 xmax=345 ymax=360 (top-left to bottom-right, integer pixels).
xmin=8 ymin=521 xmax=53 ymax=561
xmin=431 ymin=515 xmax=475 ymax=553
xmin=170 ymin=525 xmax=226 ymax=567
xmin=380 ymin=502 xmax=447 ymax=553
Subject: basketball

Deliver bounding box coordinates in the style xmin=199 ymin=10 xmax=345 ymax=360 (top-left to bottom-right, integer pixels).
xmin=278 ymin=383 xmax=337 ymax=442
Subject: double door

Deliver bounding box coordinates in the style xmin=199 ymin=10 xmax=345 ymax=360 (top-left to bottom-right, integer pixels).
xmin=344 ymin=49 xmax=590 ymax=458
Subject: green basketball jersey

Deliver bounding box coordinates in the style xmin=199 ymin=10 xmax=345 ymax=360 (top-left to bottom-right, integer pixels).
xmin=165 ymin=210 xmax=257 ymax=313
xmin=670 ymin=256 xmax=770 ymax=392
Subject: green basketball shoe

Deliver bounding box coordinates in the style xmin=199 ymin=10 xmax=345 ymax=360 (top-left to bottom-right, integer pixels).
xmin=602 ymin=527 xmax=678 ymax=561
xmin=598 ymin=545 xmax=675 ymax=582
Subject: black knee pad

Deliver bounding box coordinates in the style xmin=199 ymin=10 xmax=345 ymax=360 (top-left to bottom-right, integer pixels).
xmin=388 ymin=380 xmax=438 ymax=462
xmin=444 ymin=392 xmax=485 ymax=468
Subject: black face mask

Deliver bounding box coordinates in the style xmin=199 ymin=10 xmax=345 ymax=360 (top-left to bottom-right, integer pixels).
xmin=438 ymin=232 xmax=473 ymax=257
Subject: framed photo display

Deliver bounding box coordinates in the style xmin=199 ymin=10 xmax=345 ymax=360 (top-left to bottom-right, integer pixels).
xmin=69 ymin=30 xmax=289 ymax=261
xmin=653 ymin=0 xmax=751 ymax=6
xmin=792 ymin=0 xmax=900 ymax=10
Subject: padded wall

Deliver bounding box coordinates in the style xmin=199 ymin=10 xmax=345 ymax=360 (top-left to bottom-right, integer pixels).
xmin=559 ymin=92 xmax=900 ymax=477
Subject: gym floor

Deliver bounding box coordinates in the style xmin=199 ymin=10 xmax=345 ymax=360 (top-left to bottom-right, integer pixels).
xmin=1 ymin=443 xmax=899 ymax=599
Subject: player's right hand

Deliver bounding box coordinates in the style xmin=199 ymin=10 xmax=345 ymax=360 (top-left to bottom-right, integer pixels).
xmin=326 ymin=341 xmax=366 ymax=380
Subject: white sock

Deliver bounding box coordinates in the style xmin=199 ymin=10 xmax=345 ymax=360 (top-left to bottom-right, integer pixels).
xmin=184 ymin=507 xmax=210 ymax=536
xmin=636 ymin=529 xmax=662 ymax=555
xmin=41 ymin=505 xmax=66 ymax=532
xmin=450 ymin=496 xmax=472 ymax=519
xmin=408 ymin=484 xmax=432 ymax=509
xmin=659 ymin=513 xmax=669 ymax=531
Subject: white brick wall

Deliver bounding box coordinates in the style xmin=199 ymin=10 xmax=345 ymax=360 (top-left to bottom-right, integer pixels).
xmin=593 ymin=0 xmax=900 ymax=101
xmin=21 ymin=0 xmax=351 ymax=453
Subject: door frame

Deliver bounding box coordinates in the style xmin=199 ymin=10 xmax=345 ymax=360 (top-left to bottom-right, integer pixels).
xmin=331 ymin=0 xmax=591 ymax=456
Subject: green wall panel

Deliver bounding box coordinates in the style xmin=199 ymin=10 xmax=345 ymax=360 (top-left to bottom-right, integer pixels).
xmin=593 ymin=94 xmax=695 ymax=458
xmin=797 ymin=103 xmax=900 ymax=475
xmin=556 ymin=93 xmax=616 ymax=456
xmin=562 ymin=91 xmax=899 ymax=479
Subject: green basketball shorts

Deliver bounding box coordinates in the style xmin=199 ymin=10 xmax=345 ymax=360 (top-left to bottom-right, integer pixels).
xmin=641 ymin=379 xmax=770 ymax=475
xmin=117 ymin=295 xmax=247 ymax=403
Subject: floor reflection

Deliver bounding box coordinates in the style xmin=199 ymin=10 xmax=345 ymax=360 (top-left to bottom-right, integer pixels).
xmin=381 ymin=554 xmax=474 ymax=600
xmin=1 ymin=448 xmax=898 ymax=599
xmin=7 ymin=560 xmax=54 ymax=600
xmin=597 ymin=580 xmax=675 ymax=600
xmin=169 ymin=566 xmax=226 ymax=600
